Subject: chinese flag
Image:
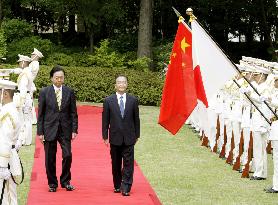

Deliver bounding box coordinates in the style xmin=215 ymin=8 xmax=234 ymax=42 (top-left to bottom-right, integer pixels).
xmin=158 ymin=22 xmax=197 ymax=135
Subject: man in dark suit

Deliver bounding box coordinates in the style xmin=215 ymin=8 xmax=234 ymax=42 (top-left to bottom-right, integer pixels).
xmin=102 ymin=74 xmax=140 ymax=196
xmin=37 ymin=65 xmax=78 ymax=192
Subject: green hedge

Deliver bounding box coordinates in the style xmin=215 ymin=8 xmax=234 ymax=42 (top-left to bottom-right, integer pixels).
xmin=33 ymin=66 xmax=164 ymax=106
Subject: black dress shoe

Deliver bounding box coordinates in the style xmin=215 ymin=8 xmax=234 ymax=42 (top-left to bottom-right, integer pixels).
xmin=49 ymin=187 xmax=57 ymax=192
xmin=265 ymin=188 xmax=278 ymax=193
xmin=250 ymin=176 xmax=266 ymax=180
xmin=61 ymin=184 xmax=75 ymax=191
xmin=114 ymin=188 xmax=121 ymax=193
xmin=264 ymin=186 xmax=273 ymax=191
xmin=257 ymin=177 xmax=266 ymax=180
xmin=121 ymin=191 xmax=130 ymax=196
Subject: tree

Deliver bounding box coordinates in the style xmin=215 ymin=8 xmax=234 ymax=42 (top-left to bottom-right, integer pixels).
xmin=137 ymin=0 xmax=153 ymax=68
xmin=0 ymin=29 xmax=7 ymax=57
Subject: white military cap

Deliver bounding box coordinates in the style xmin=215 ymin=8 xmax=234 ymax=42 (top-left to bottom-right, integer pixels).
xmin=236 ymin=63 xmax=246 ymax=71
xmin=254 ymin=65 xmax=271 ymax=74
xmin=0 ymin=70 xmax=11 ymax=80
xmin=239 ymin=60 xmax=254 ymax=72
xmin=272 ymin=69 xmax=278 ymax=78
xmin=0 ymin=79 xmax=17 ymax=90
xmin=32 ymin=48 xmax=44 ymax=58
xmin=17 ymin=54 xmax=32 ymax=62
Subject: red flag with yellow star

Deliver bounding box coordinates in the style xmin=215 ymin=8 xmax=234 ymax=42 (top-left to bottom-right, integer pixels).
xmin=158 ymin=22 xmax=197 ymax=135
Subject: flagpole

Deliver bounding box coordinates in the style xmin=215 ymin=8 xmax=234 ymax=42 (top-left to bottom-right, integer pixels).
xmin=176 ymin=7 xmax=277 ymax=122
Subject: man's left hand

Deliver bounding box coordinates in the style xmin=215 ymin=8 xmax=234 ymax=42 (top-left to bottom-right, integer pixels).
xmin=72 ymin=133 xmax=77 ymax=141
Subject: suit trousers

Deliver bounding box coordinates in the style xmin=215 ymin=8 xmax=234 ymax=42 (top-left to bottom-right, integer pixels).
xmin=44 ymin=125 xmax=72 ymax=188
xmin=110 ymin=144 xmax=134 ymax=192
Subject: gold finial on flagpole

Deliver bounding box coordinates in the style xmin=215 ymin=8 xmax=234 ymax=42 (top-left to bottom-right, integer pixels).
xmin=186 ymin=8 xmax=197 ymax=22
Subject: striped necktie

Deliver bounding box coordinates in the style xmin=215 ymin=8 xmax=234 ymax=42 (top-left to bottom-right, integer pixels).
xmin=119 ymin=96 xmax=124 ymax=118
xmin=55 ymin=89 xmax=62 ymax=110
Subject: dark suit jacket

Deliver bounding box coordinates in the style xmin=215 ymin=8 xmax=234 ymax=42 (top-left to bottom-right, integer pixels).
xmin=102 ymin=93 xmax=140 ymax=146
xmin=37 ymin=85 xmax=78 ymax=141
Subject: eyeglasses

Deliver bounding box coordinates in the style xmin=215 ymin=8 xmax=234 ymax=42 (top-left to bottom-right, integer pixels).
xmin=116 ymin=81 xmax=127 ymax=85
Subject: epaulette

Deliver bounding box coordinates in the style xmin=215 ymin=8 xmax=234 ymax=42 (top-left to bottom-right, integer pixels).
xmin=0 ymin=113 xmax=16 ymax=129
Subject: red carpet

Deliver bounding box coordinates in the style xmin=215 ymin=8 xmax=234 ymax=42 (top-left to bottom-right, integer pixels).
xmin=27 ymin=105 xmax=162 ymax=205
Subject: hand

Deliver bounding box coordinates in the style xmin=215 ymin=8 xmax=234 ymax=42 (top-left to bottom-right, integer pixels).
xmin=38 ymin=135 xmax=45 ymax=144
xmin=259 ymin=95 xmax=267 ymax=102
xmin=13 ymin=68 xmax=23 ymax=74
xmin=103 ymin=139 xmax=109 ymax=147
xmin=260 ymin=127 xmax=268 ymax=134
xmin=0 ymin=167 xmax=11 ymax=180
xmin=15 ymin=139 xmax=22 ymax=151
xmin=72 ymin=133 xmax=77 ymax=141
xmin=239 ymin=87 xmax=247 ymax=94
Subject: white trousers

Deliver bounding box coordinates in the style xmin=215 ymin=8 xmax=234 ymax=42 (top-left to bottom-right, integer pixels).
xmin=252 ymin=131 xmax=267 ymax=178
xmin=31 ymin=103 xmax=37 ymax=125
xmin=272 ymin=141 xmax=278 ymax=190
xmin=218 ymin=115 xmax=224 ymax=152
xmin=0 ymin=178 xmax=18 ymax=205
xmin=207 ymin=110 xmax=217 ymax=151
xmin=241 ymin=128 xmax=251 ymax=165
xmin=232 ymin=121 xmax=241 ymax=163
xmin=225 ymin=120 xmax=233 ymax=158
xmin=22 ymin=94 xmax=33 ymax=145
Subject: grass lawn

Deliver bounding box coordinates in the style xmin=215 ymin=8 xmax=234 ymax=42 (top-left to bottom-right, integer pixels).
xmin=18 ymin=104 xmax=277 ymax=205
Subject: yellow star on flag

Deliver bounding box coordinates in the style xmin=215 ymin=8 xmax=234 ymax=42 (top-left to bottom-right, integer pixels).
xmin=172 ymin=52 xmax=177 ymax=58
xmin=181 ymin=37 xmax=190 ymax=53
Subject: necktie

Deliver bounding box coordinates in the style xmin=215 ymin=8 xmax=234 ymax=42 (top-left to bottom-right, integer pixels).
xmin=55 ymin=89 xmax=62 ymax=110
xmin=120 ymin=96 xmax=124 ymax=118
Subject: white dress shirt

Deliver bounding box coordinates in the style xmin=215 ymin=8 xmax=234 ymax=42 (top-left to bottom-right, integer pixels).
xmin=116 ymin=92 xmax=126 ymax=109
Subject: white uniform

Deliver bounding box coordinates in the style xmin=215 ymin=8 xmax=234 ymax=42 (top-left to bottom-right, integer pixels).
xmin=215 ymin=91 xmax=224 ymax=152
xmin=17 ymin=67 xmax=33 ymax=145
xmin=221 ymin=84 xmax=233 ymax=159
xmin=240 ymin=86 xmax=252 ymax=166
xmin=29 ymin=60 xmax=40 ymax=125
xmin=207 ymin=95 xmax=219 ymax=151
xmin=0 ymin=102 xmax=21 ymax=205
xmin=250 ymin=81 xmax=270 ymax=179
xmin=268 ymin=88 xmax=278 ymax=190
xmin=230 ymin=79 xmax=243 ymax=164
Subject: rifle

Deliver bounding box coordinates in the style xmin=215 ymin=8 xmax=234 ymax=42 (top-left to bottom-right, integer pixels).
xmin=219 ymin=125 xmax=227 ymax=159
xmin=233 ymin=130 xmax=244 ymax=170
xmin=241 ymin=132 xmax=253 ymax=178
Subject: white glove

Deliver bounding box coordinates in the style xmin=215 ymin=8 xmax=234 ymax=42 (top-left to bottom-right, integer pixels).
xmin=12 ymin=68 xmax=23 ymax=74
xmin=0 ymin=167 xmax=11 ymax=180
xmin=15 ymin=139 xmax=22 ymax=151
xmin=259 ymin=95 xmax=267 ymax=102
xmin=239 ymin=87 xmax=247 ymax=94
xmin=260 ymin=127 xmax=268 ymax=134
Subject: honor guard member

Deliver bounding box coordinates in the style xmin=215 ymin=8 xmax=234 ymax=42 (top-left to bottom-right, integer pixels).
xmin=230 ymin=74 xmax=243 ymax=165
xmin=29 ymin=48 xmax=43 ymax=125
xmin=0 ymin=80 xmax=21 ymax=205
xmin=248 ymin=65 xmax=271 ymax=180
xmin=207 ymin=95 xmax=219 ymax=151
xmin=222 ymin=80 xmax=233 ymax=160
xmin=216 ymin=89 xmax=225 ymax=152
xmin=239 ymin=64 xmax=254 ymax=171
xmin=265 ymin=67 xmax=278 ymax=193
xmin=16 ymin=55 xmax=33 ymax=146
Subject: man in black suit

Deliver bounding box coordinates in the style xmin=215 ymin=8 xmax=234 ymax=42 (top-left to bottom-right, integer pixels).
xmin=37 ymin=65 xmax=78 ymax=192
xmin=102 ymin=74 xmax=140 ymax=196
